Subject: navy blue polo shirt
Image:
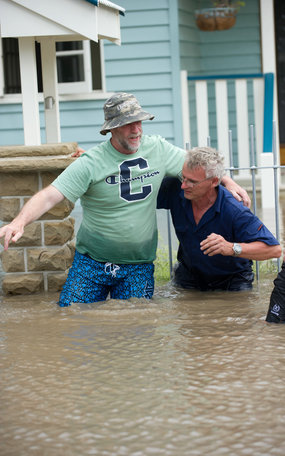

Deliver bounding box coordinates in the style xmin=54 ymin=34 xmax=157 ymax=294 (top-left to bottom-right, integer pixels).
xmin=157 ymin=177 xmax=279 ymax=280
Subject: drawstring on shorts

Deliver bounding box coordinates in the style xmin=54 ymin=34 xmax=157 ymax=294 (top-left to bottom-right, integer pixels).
xmin=104 ymin=262 xmax=120 ymax=278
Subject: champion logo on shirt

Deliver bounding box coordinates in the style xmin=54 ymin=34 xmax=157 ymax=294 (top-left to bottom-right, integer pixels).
xmin=105 ymin=171 xmax=160 ymax=185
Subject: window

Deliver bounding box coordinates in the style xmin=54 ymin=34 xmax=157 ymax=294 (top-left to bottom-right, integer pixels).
xmin=1 ymin=38 xmax=103 ymax=95
xmin=2 ymin=38 xmax=22 ymax=94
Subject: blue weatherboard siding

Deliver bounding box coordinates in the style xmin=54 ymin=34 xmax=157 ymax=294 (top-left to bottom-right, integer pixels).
xmin=0 ymin=0 xmax=262 ymax=152
xmin=59 ymin=99 xmax=107 ymax=149
xmin=0 ymin=0 xmax=184 ymax=150
xmin=178 ymin=0 xmax=201 ymax=75
xmin=182 ymin=0 xmax=261 ymax=77
xmin=169 ymin=0 xmax=184 ymax=145
xmin=0 ymin=99 xmax=107 ymax=150
xmin=0 ymin=104 xmax=24 ymax=146
xmin=104 ymin=0 xmax=183 ymax=148
xmin=178 ymin=0 xmax=201 ymax=147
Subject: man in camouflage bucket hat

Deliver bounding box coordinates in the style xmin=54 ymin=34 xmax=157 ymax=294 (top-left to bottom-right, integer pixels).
xmin=0 ymin=92 xmax=250 ymax=306
xmin=100 ymin=92 xmax=154 ymax=135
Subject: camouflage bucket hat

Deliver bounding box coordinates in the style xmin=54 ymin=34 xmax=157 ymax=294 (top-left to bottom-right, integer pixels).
xmin=100 ymin=92 xmax=154 ymax=135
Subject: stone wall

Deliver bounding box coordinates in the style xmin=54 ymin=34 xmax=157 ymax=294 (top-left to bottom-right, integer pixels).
xmin=0 ymin=143 xmax=77 ymax=295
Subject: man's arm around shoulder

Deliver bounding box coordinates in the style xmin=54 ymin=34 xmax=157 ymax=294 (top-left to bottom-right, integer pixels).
xmin=221 ymin=175 xmax=251 ymax=208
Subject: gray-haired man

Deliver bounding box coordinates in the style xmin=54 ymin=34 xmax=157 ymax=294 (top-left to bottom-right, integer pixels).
xmin=158 ymin=147 xmax=281 ymax=292
xmin=0 ymin=92 xmax=249 ymax=305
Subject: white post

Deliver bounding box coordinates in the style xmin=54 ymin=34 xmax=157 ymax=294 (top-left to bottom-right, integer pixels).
xmin=260 ymin=0 xmax=279 ymax=208
xmin=253 ymin=78 xmax=264 ymax=169
xmin=180 ymin=70 xmax=191 ymax=148
xmin=40 ymin=38 xmax=61 ymax=143
xmin=215 ymin=80 xmax=229 ymax=167
xmin=18 ymin=37 xmax=41 ymax=145
xmin=196 ymin=80 xmax=209 ymax=147
xmin=260 ymin=152 xmax=275 ymax=208
xmin=83 ymin=40 xmax=92 ymax=92
xmin=235 ymin=79 xmax=250 ymax=178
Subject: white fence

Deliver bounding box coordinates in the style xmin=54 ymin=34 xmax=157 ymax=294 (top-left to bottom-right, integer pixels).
xmin=180 ymin=70 xmax=279 ymax=209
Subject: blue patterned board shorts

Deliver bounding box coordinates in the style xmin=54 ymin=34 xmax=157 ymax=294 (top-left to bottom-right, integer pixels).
xmin=58 ymin=250 xmax=155 ymax=306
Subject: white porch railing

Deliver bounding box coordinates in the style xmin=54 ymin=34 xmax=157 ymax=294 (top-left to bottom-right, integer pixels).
xmin=180 ymin=71 xmax=278 ymax=208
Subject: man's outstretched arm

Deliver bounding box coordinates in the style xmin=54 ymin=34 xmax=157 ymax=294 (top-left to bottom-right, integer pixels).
xmin=0 ymin=185 xmax=64 ymax=250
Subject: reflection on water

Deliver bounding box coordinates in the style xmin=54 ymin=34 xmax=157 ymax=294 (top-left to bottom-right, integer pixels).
xmin=1 ymin=275 xmax=285 ymax=456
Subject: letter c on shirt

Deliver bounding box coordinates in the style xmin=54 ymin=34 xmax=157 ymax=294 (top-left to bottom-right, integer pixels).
xmin=119 ymin=158 xmax=152 ymax=202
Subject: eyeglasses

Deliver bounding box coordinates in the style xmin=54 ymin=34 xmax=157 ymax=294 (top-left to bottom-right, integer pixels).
xmin=179 ymin=176 xmax=213 ymax=188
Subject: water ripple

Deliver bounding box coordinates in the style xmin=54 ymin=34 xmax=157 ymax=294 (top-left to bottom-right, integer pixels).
xmin=1 ymin=276 xmax=285 ymax=455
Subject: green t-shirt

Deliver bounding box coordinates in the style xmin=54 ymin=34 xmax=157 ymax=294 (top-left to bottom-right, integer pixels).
xmin=52 ymin=135 xmax=185 ymax=264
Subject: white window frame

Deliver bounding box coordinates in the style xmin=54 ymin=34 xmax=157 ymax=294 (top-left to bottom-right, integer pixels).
xmin=0 ymin=38 xmax=106 ymax=101
xmin=56 ymin=40 xmax=92 ymax=94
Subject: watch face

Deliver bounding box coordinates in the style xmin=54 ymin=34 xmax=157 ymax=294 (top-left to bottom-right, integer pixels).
xmin=233 ymin=243 xmax=242 ymax=255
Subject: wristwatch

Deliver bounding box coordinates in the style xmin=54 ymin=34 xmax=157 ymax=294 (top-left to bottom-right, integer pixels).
xmin=232 ymin=243 xmax=242 ymax=256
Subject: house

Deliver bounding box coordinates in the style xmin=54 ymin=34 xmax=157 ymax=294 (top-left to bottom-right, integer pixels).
xmin=0 ymin=0 xmax=125 ymax=146
xmin=0 ymin=0 xmax=281 ymax=204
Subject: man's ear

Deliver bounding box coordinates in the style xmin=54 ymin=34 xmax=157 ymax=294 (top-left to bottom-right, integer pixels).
xmin=212 ymin=177 xmax=219 ymax=187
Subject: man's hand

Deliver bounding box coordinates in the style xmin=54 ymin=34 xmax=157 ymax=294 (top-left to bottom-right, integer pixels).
xmin=0 ymin=221 xmax=25 ymax=250
xmin=0 ymin=185 xmax=64 ymax=251
xmin=201 ymin=233 xmax=282 ymax=261
xmin=72 ymin=147 xmax=85 ymax=158
xmin=222 ymin=175 xmax=251 ymax=208
xmin=200 ymin=233 xmax=234 ymax=257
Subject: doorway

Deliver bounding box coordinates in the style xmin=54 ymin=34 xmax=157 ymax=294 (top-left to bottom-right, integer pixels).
xmin=274 ymin=0 xmax=285 ymax=163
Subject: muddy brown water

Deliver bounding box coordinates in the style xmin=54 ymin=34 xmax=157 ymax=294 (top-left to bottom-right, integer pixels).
xmin=1 ymin=275 xmax=285 ymax=456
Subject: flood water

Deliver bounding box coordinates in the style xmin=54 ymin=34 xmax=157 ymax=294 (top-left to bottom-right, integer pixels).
xmin=1 ymin=200 xmax=285 ymax=455
xmin=1 ymin=274 xmax=285 ymax=456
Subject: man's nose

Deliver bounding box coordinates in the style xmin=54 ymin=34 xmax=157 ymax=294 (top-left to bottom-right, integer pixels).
xmin=130 ymin=122 xmax=141 ymax=132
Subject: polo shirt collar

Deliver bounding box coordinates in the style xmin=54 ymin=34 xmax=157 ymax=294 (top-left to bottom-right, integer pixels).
xmin=179 ymin=185 xmax=223 ymax=227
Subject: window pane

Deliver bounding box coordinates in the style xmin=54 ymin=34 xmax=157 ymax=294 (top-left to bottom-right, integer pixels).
xmin=56 ymin=41 xmax=83 ymax=52
xmin=57 ymin=55 xmax=84 ymax=82
xmin=2 ymin=38 xmax=43 ymax=93
xmin=2 ymin=38 xmax=21 ymax=93
xmin=91 ymin=41 xmax=102 ymax=90
xmin=2 ymin=38 xmax=102 ymax=94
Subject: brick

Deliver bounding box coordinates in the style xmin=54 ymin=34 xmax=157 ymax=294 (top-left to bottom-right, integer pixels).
xmin=2 ymin=273 xmax=44 ymax=295
xmin=47 ymin=272 xmax=68 ymax=292
xmin=0 ymin=172 xmax=38 ymax=196
xmin=44 ymin=218 xmax=75 ymax=245
xmin=1 ymin=249 xmax=25 ymax=272
xmin=41 ymin=171 xmax=60 ymax=188
xmin=0 ymin=198 xmax=20 ymax=221
xmin=27 ymin=245 xmax=73 ymax=271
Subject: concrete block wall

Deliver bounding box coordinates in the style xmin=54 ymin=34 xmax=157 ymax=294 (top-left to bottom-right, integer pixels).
xmin=0 ymin=143 xmax=77 ymax=295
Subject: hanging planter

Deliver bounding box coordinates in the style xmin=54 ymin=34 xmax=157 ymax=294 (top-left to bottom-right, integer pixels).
xmin=195 ymin=1 xmax=245 ymax=32
xmin=195 ymin=7 xmax=237 ymax=31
